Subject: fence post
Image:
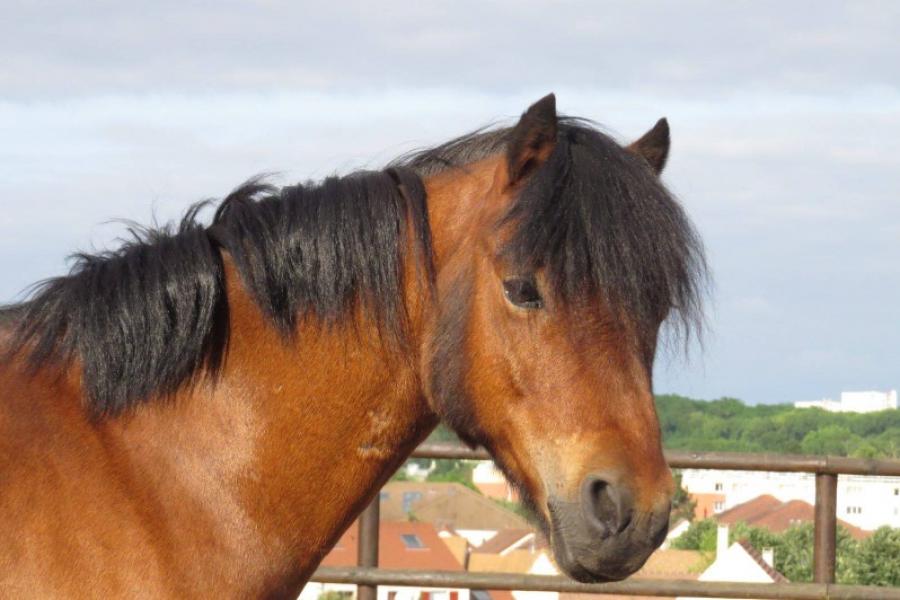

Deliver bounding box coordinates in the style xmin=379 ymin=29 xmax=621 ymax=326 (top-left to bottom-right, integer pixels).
xmin=357 ymin=496 xmax=381 ymax=600
xmin=813 ymin=472 xmax=838 ymax=583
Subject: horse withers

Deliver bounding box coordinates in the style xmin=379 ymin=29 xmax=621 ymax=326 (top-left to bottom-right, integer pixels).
xmin=0 ymin=94 xmax=705 ymax=597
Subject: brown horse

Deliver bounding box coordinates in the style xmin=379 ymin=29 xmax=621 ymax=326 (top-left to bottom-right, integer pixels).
xmin=0 ymin=94 xmax=705 ymax=598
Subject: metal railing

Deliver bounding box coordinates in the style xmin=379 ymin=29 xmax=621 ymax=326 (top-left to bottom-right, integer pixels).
xmin=313 ymin=444 xmax=900 ymax=600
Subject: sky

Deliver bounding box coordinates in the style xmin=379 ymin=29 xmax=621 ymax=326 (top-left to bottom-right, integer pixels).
xmin=1 ymin=1 xmax=898 ymax=405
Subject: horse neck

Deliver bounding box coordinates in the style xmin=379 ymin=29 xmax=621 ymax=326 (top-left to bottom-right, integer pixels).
xmin=98 ymin=255 xmax=438 ymax=596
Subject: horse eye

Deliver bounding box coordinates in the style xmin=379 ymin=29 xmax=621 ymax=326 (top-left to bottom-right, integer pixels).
xmin=503 ymin=278 xmax=544 ymax=309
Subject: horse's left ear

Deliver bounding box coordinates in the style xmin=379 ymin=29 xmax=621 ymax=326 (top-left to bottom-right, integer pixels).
xmin=506 ymin=93 xmax=558 ymax=185
xmin=627 ymin=118 xmax=670 ymax=174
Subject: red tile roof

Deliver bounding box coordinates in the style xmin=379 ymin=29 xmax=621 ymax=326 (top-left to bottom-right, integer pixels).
xmin=379 ymin=482 xmax=530 ymax=531
xmin=717 ymin=495 xmax=870 ymax=540
xmin=320 ymin=521 xmax=464 ymax=571
xmin=471 ymin=529 xmax=538 ymax=555
xmin=716 ymin=494 xmax=782 ymax=525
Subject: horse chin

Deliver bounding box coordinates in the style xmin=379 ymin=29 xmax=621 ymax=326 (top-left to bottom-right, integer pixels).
xmin=546 ymin=498 xmax=658 ymax=584
xmin=549 ymin=532 xmax=644 ymax=584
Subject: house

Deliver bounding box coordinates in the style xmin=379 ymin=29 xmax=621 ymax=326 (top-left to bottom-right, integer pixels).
xmin=679 ymin=525 xmax=787 ymax=600
xmin=469 ymin=546 xmax=559 ymax=600
xmin=681 ymin=469 xmax=900 ymax=530
xmin=470 ymin=529 xmax=543 ymax=556
xmin=301 ymin=521 xmax=468 ymax=600
xmin=435 ymin=528 xmax=469 ymax=567
xmin=472 ymin=461 xmax=518 ymax=502
xmin=689 ymin=492 xmax=726 ymax=519
xmin=379 ymin=482 xmax=531 ymax=546
xmin=716 ymin=495 xmax=871 ymax=540
xmin=560 ymin=549 xmax=704 ymax=600
xmin=466 ymin=527 xmax=703 ymax=600
xmin=795 ymin=389 xmax=898 ymax=413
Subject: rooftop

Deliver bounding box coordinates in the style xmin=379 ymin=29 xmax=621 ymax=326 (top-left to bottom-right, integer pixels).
xmin=319 ymin=521 xmax=463 ymax=571
xmin=717 ymin=495 xmax=871 ymax=540
xmin=380 ymin=481 xmax=530 ymax=531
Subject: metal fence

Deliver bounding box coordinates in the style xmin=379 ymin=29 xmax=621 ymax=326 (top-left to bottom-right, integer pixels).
xmin=313 ymin=444 xmax=900 ymax=600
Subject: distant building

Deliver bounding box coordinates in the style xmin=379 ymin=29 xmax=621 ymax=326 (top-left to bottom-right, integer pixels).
xmin=469 ymin=549 xmax=559 ymax=600
xmin=681 ymin=469 xmax=900 ymax=530
xmin=469 ymin=528 xmax=704 ymax=600
xmin=715 ymin=495 xmax=870 ymax=539
xmin=795 ymin=389 xmax=897 ymax=413
xmin=561 ymin=549 xmax=703 ymax=600
xmin=301 ymin=521 xmax=468 ymax=600
xmin=401 ymin=460 xmax=435 ymax=481
xmin=678 ymin=525 xmax=787 ymax=600
xmin=471 ymin=529 xmax=542 ymax=556
xmin=472 ymin=462 xmax=518 ymax=502
xmin=690 ymin=492 xmax=727 ymax=519
xmin=379 ymin=482 xmax=531 ymax=546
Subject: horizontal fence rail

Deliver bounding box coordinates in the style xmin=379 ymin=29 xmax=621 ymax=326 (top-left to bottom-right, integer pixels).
xmin=312 ymin=444 xmax=900 ymax=600
xmin=412 ymin=443 xmax=900 ymax=476
xmin=313 ymin=566 xmax=900 ymax=600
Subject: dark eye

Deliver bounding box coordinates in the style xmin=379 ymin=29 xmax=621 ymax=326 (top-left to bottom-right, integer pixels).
xmin=503 ymin=278 xmax=544 ymax=309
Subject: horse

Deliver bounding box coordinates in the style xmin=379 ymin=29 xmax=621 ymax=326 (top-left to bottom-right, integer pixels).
xmin=0 ymin=94 xmax=705 ymax=598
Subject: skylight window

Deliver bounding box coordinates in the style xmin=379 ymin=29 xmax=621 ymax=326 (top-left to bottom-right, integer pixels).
xmin=401 ymin=534 xmax=425 ymax=549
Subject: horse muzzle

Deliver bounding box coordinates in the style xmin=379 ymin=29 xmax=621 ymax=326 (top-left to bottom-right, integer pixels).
xmin=547 ymin=473 xmax=671 ymax=582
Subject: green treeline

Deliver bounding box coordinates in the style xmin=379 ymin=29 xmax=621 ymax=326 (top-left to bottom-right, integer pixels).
xmin=672 ymin=519 xmax=900 ymax=585
xmin=421 ymin=394 xmax=900 ymax=459
xmin=656 ymin=394 xmax=900 ymax=459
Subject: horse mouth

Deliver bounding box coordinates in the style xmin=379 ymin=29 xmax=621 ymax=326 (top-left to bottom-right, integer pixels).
xmin=546 ymin=496 xmax=666 ymax=583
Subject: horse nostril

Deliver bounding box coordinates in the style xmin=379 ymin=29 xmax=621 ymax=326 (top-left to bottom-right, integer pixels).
xmin=582 ymin=475 xmax=634 ymax=536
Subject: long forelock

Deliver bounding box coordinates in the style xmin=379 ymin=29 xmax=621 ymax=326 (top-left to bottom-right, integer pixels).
xmin=400 ymin=119 xmax=707 ymax=351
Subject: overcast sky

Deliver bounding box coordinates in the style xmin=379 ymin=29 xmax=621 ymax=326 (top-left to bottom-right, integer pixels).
xmin=2 ymin=1 xmax=898 ymax=404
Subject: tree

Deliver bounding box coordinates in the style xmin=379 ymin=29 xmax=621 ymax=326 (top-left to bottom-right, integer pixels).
xmin=653 ymin=394 xmax=899 ymax=459
xmin=671 ymin=471 xmax=697 ymax=523
xmin=426 ymin=458 xmax=477 ymax=490
xmin=670 ymin=520 xmax=874 ymax=585
xmin=800 ymin=425 xmax=854 ymax=456
xmin=670 ymin=518 xmax=717 ymax=552
xmin=843 ymin=527 xmax=900 ymax=586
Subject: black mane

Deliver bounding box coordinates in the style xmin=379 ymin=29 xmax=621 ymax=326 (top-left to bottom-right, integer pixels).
xmin=3 ymin=116 xmax=705 ymax=418
xmin=3 ymin=167 xmax=432 ymax=417
xmin=398 ymin=118 xmax=706 ymax=348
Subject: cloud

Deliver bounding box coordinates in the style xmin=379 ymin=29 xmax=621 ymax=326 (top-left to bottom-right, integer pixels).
xmin=1 ymin=3 xmax=898 ymax=405
xmin=2 ymin=1 xmax=899 ymax=98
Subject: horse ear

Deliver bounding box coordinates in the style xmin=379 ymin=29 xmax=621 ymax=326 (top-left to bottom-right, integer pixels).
xmin=506 ymin=93 xmax=558 ymax=185
xmin=628 ymin=118 xmax=670 ymax=174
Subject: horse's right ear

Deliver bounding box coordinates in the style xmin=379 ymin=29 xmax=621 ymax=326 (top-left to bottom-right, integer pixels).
xmin=627 ymin=118 xmax=670 ymax=174
xmin=506 ymin=93 xmax=558 ymax=185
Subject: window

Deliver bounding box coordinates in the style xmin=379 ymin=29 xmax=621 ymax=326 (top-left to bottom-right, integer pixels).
xmin=379 ymin=491 xmax=389 ymax=501
xmin=401 ymin=534 xmax=425 ymax=549
xmin=402 ymin=491 xmax=423 ymax=513
xmin=845 ymin=506 xmax=862 ymax=515
xmin=714 ymin=483 xmax=723 ymax=491
xmin=713 ymin=501 xmax=724 ymax=512
xmin=319 ymin=592 xmax=352 ymax=600
xmin=894 ymin=488 xmax=898 ymax=496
